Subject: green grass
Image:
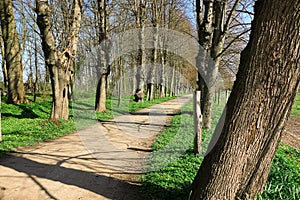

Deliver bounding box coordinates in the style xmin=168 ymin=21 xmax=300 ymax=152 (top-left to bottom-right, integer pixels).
xmin=0 ymin=97 xmax=76 ymax=157
xmin=141 ymin=93 xmax=300 ymax=200
xmin=258 ymin=144 xmax=300 ymax=200
xmin=141 ymin=99 xmax=225 ymax=199
xmin=291 ymin=93 xmax=300 ymax=117
xmin=0 ymin=93 xmax=178 ymax=157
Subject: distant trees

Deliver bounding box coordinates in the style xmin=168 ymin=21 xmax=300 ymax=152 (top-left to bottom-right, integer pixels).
xmin=0 ymin=0 xmax=27 ymax=104
xmin=191 ymin=0 xmax=300 ymax=198
xmin=75 ymin=0 xmax=195 ymax=106
xmin=0 ymin=0 xmax=237 ymax=122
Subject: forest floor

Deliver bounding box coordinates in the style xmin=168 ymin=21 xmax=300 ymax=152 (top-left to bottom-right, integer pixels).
xmin=0 ymin=94 xmax=298 ymax=200
xmin=0 ymin=95 xmax=192 ymax=200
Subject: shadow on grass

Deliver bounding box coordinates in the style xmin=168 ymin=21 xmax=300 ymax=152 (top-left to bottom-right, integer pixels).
xmin=141 ymin=181 xmax=191 ymax=200
xmin=2 ymin=104 xmax=40 ymax=119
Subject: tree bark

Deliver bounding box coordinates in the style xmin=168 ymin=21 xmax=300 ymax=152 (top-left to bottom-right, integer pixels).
xmin=36 ymin=0 xmax=82 ymax=120
xmin=33 ymin=22 xmax=39 ymax=102
xmin=191 ymin=0 xmax=300 ymax=199
xmin=196 ymin=0 xmax=240 ymax=130
xmin=95 ymin=0 xmax=110 ymax=112
xmin=159 ymin=51 xmax=166 ymax=98
xmin=134 ymin=0 xmax=146 ymax=102
xmin=95 ymin=70 xmax=108 ymax=112
xmin=0 ymin=35 xmax=8 ymax=90
xmin=146 ymin=0 xmax=159 ymax=101
xmin=194 ymin=90 xmax=202 ymax=154
xmin=0 ymin=0 xmax=27 ymax=104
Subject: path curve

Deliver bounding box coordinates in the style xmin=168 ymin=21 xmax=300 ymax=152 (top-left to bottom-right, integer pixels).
xmin=0 ymin=95 xmax=192 ymax=200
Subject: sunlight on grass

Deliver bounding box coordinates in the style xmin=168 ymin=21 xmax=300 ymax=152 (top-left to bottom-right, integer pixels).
xmin=142 ymin=92 xmax=300 ymax=200
xmin=142 ymin=96 xmax=225 ymax=199
xmin=0 ymin=93 xmax=178 ymax=157
xmin=291 ymin=93 xmax=300 ymax=117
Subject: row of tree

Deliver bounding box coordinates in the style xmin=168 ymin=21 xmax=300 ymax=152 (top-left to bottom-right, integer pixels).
xmin=1 ymin=0 xmax=299 ymax=199
xmin=0 ymin=0 xmax=251 ymax=123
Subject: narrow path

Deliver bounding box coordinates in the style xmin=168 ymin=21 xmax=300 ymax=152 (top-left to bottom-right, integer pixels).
xmin=282 ymin=116 xmax=300 ymax=149
xmin=0 ymin=95 xmax=192 ymax=200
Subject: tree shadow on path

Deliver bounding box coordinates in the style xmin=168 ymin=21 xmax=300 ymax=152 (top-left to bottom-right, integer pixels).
xmin=0 ymin=153 xmax=143 ymax=200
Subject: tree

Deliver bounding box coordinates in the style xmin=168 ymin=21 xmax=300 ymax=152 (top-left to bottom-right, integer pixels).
xmin=0 ymin=30 xmax=8 ymax=90
xmin=191 ymin=0 xmax=300 ymax=199
xmin=196 ymin=0 xmax=241 ymax=130
xmin=0 ymin=0 xmax=27 ymax=104
xmin=36 ymin=0 xmax=82 ymax=120
xmin=95 ymin=0 xmax=110 ymax=112
xmin=133 ymin=0 xmax=147 ymax=102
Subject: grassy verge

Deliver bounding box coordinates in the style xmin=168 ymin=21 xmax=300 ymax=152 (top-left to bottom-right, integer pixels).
xmin=258 ymin=144 xmax=300 ymax=199
xmin=291 ymin=93 xmax=300 ymax=117
xmin=0 ymin=94 xmax=177 ymax=157
xmin=142 ymin=93 xmax=300 ymax=200
xmin=141 ymin=99 xmax=224 ymax=199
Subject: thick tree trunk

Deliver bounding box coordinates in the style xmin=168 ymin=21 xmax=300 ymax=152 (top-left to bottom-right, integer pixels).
xmin=146 ymin=83 xmax=154 ymax=101
xmin=134 ymin=0 xmax=146 ymax=102
xmin=36 ymin=0 xmax=82 ymax=121
xmin=0 ymin=0 xmax=26 ymax=104
xmin=197 ymin=0 xmax=239 ymax=130
xmin=196 ymin=0 xmax=213 ymax=131
xmin=191 ymin=0 xmax=300 ymax=199
xmin=49 ymin=66 xmax=69 ymax=120
xmin=95 ymin=0 xmax=110 ymax=111
xmin=95 ymin=73 xmax=108 ymax=112
xmin=201 ymin=85 xmax=213 ymax=129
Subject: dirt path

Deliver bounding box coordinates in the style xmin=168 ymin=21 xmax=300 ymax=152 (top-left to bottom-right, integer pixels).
xmin=0 ymin=95 xmax=192 ymax=200
xmin=282 ymin=116 xmax=300 ymax=150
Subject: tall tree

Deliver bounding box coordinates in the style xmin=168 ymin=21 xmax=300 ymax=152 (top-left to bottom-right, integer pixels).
xmin=196 ymin=0 xmax=240 ymax=130
xmin=133 ymin=0 xmax=147 ymax=102
xmin=191 ymin=0 xmax=300 ymax=199
xmin=0 ymin=31 xmax=8 ymax=90
xmin=0 ymin=0 xmax=27 ymax=104
xmin=36 ymin=0 xmax=82 ymax=120
xmin=95 ymin=0 xmax=110 ymax=112
xmin=146 ymin=0 xmax=159 ymax=101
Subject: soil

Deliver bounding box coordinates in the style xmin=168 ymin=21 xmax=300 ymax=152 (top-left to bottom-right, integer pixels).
xmin=282 ymin=116 xmax=300 ymax=150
